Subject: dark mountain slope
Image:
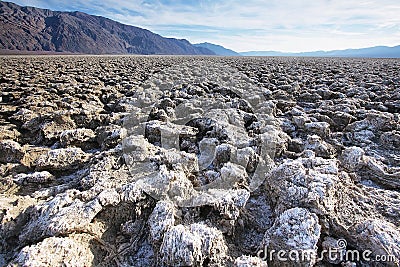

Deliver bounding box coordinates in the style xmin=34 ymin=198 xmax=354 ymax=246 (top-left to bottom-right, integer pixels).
xmin=0 ymin=1 xmax=214 ymax=55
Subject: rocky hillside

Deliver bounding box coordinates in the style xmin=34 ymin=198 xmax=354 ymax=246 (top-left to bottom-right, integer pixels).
xmin=0 ymin=1 xmax=214 ymax=55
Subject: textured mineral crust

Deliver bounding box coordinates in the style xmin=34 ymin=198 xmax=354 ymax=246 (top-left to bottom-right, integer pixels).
xmin=0 ymin=55 xmax=399 ymax=267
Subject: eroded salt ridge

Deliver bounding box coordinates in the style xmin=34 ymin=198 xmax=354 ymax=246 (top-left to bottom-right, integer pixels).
xmin=0 ymin=56 xmax=399 ymax=266
xmin=122 ymin=61 xmax=279 ymax=207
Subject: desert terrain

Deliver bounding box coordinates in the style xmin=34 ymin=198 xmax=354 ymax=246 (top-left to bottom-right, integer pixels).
xmin=0 ymin=55 xmax=399 ymax=266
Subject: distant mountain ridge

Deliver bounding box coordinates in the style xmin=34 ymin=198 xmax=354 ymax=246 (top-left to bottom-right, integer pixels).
xmin=194 ymin=42 xmax=239 ymax=56
xmin=1 ymin=1 xmax=399 ymax=58
xmin=0 ymin=1 xmax=214 ymax=55
xmin=240 ymin=45 xmax=400 ymax=58
xmin=194 ymin=42 xmax=400 ymax=58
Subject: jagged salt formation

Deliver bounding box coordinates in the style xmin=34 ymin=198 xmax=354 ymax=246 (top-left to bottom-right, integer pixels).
xmin=0 ymin=56 xmax=399 ymax=266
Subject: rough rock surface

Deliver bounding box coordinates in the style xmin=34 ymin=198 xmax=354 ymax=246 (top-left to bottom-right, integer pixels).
xmin=1 ymin=55 xmax=400 ymax=267
xmin=263 ymin=207 xmax=321 ymax=266
xmin=11 ymin=234 xmax=95 ymax=267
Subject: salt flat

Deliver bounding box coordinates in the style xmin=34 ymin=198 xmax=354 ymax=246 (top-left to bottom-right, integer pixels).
xmin=1 ymin=56 xmax=399 ymax=266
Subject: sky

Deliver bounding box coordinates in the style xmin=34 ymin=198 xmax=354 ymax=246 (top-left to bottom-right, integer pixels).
xmin=9 ymin=0 xmax=400 ymax=52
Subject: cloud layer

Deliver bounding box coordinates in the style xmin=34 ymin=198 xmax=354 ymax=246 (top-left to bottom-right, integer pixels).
xmin=10 ymin=0 xmax=400 ymax=52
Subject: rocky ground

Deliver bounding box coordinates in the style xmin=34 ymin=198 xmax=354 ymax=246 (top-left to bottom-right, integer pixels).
xmin=0 ymin=55 xmax=399 ymax=267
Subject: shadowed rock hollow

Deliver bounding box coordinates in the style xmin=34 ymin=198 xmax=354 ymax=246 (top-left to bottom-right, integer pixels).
xmin=0 ymin=55 xmax=399 ymax=266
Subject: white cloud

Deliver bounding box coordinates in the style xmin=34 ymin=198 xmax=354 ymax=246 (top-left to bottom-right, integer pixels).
xmin=10 ymin=0 xmax=400 ymax=51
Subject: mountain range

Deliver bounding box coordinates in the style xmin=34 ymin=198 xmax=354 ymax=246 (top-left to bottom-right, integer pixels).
xmin=196 ymin=42 xmax=400 ymax=58
xmin=194 ymin=42 xmax=240 ymax=56
xmin=240 ymin=46 xmax=400 ymax=58
xmin=0 ymin=1 xmax=213 ymax=55
xmin=0 ymin=1 xmax=399 ymax=58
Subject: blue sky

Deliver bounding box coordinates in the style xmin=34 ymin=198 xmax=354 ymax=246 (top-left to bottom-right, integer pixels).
xmin=9 ymin=0 xmax=400 ymax=52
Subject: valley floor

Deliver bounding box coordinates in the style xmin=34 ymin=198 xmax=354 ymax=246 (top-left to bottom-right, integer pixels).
xmin=0 ymin=56 xmax=399 ymax=266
